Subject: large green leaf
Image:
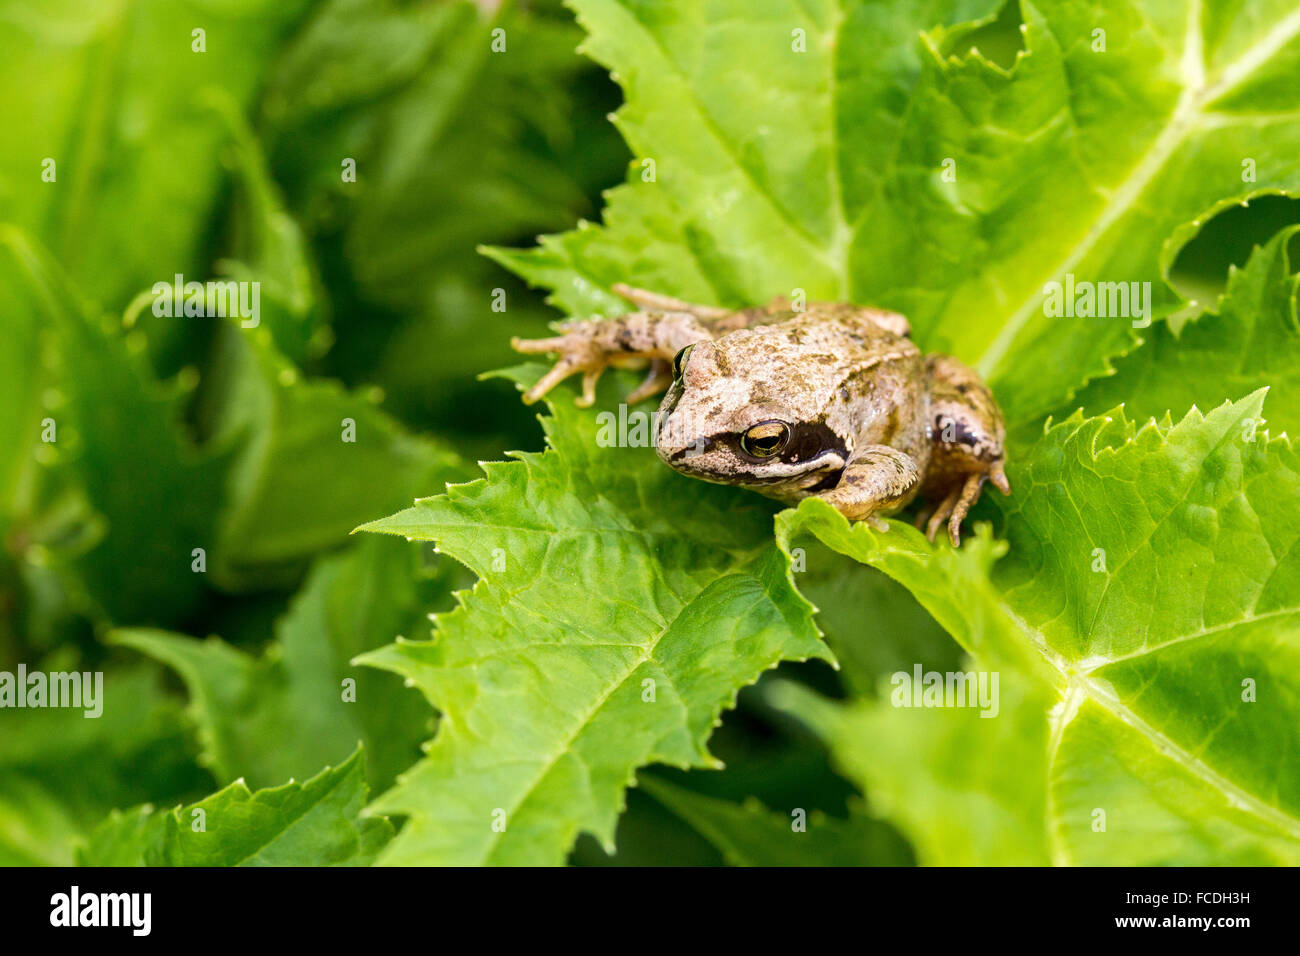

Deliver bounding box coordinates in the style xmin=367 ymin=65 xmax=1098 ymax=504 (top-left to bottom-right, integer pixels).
xmin=356 ymin=369 xmax=829 ymax=865
xmin=0 ymin=0 xmax=314 ymax=309
xmin=776 ymin=392 xmax=1300 ymax=864
xmin=111 ymin=536 xmax=453 ymax=792
xmin=79 ymin=747 xmax=391 ymax=866
xmin=203 ymin=322 xmax=466 ymax=588
xmin=259 ymin=0 xmax=626 ymax=435
xmin=0 ymin=668 xmax=210 ymax=866
xmin=1066 ymin=224 xmax=1300 ymax=436
xmin=492 ymin=0 xmax=1300 ymax=428
xmin=0 ymin=228 xmax=233 ymax=625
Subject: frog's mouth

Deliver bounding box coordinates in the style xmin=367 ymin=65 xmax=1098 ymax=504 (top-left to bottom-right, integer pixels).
xmin=727 ymin=449 xmax=847 ymax=485
xmin=661 ymin=434 xmax=847 ymax=488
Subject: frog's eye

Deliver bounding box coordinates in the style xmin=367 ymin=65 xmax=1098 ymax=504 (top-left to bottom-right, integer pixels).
xmin=740 ymin=420 xmax=791 ymax=459
xmin=671 ymin=344 xmax=695 ymax=380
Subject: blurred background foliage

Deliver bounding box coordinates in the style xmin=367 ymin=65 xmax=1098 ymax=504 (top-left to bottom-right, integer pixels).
xmin=0 ymin=0 xmax=936 ymax=865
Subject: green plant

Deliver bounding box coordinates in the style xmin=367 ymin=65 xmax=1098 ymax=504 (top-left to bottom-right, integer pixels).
xmin=368 ymin=0 xmax=1300 ymax=865
xmin=1 ymin=0 xmax=1297 ymax=867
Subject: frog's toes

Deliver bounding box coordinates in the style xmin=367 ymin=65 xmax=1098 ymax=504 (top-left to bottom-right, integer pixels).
xmin=944 ymin=473 xmax=988 ymax=547
xmin=924 ymin=486 xmax=961 ymax=543
xmin=990 ymin=465 xmax=1011 ymax=496
xmin=613 ymin=283 xmax=731 ymax=319
xmin=511 ymin=334 xmax=568 ymax=355
xmin=817 ymin=492 xmax=890 ymax=532
xmin=576 ymin=368 xmax=606 ymax=408
xmin=511 ymin=332 xmax=605 ymax=405
xmin=516 ymin=355 xmax=578 ymax=404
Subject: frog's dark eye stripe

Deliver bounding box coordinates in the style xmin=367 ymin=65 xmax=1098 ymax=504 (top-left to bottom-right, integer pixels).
xmin=671 ymin=344 xmax=695 ymax=380
xmin=740 ymin=420 xmax=791 ymax=459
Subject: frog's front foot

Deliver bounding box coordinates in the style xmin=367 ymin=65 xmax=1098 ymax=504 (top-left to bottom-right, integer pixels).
xmin=815 ymin=445 xmax=919 ymax=532
xmin=817 ymin=490 xmax=892 ymax=533
xmin=512 ymin=308 xmax=715 ymax=407
xmin=511 ymin=322 xmax=615 ymax=407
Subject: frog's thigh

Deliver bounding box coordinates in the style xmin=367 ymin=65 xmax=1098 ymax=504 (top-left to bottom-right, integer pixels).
xmin=924 ymin=356 xmax=1007 ymax=485
xmin=816 ymin=444 xmax=921 ymax=523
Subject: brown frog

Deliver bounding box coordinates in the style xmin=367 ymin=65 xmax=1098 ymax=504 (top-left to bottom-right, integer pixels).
xmin=512 ymin=285 xmax=1010 ymax=544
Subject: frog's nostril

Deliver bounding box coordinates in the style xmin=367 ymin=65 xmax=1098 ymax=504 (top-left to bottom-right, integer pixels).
xmin=668 ymin=435 xmax=711 ymax=462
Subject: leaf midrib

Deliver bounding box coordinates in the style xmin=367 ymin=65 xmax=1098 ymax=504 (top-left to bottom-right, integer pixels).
xmin=473 ymin=581 xmax=714 ymax=864
xmin=996 ymin=592 xmax=1300 ymax=846
xmin=989 ymin=411 xmax=1300 ymax=843
xmin=224 ymin=766 xmax=362 ymax=866
xmin=1080 ymin=605 xmax=1300 ymax=672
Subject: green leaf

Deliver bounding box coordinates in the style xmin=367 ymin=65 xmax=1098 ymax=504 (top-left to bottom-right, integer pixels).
xmin=1 ymin=222 xmax=464 ymax=620
xmin=794 ymin=539 xmax=963 ymax=697
xmin=260 ymin=0 xmax=627 ymax=434
xmin=1066 ymin=224 xmax=1300 ymax=437
xmin=0 ymin=229 xmax=63 ymax=655
xmin=640 ymin=776 xmax=912 ymax=866
xmin=494 ymin=0 xmax=1300 ymax=428
xmin=110 ymin=536 xmax=452 ymax=792
xmin=776 ymin=393 xmax=1300 ymax=864
xmin=356 ymin=369 xmax=829 ymax=865
xmin=79 ymin=747 xmax=391 ymax=866
xmin=213 ymin=93 xmax=327 ymax=365
xmin=0 ymin=668 xmax=210 ymax=865
xmin=0 ymin=227 xmax=233 ymax=624
xmin=0 ymin=236 xmax=46 ymax=518
xmin=771 ymin=673 xmax=1055 ymax=865
xmin=203 ymin=322 xmax=467 ymax=588
xmin=0 ymin=0 xmax=314 ymax=309
xmin=262 ymin=0 xmax=612 ymax=313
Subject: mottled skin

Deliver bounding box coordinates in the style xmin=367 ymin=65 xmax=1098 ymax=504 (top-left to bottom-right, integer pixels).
xmin=512 ymin=285 xmax=1010 ymax=544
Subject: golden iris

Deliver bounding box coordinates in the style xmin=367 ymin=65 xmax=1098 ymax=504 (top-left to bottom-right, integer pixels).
xmin=740 ymin=421 xmax=790 ymax=458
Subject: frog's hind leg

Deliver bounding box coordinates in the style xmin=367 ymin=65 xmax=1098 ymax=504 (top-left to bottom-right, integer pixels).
xmin=921 ymin=354 xmax=1011 ymax=545
xmin=612 ymin=283 xmax=732 ymax=319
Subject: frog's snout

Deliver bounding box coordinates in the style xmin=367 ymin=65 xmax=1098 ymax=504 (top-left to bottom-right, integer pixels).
xmin=664 ymin=436 xmax=713 ymax=463
xmin=655 ymin=408 xmax=712 ymax=467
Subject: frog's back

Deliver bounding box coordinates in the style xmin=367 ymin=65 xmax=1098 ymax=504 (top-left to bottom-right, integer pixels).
xmin=741 ymin=302 xmax=918 ymax=369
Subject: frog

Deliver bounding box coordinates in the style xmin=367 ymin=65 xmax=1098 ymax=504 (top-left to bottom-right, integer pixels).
xmin=511 ymin=284 xmax=1010 ymax=545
